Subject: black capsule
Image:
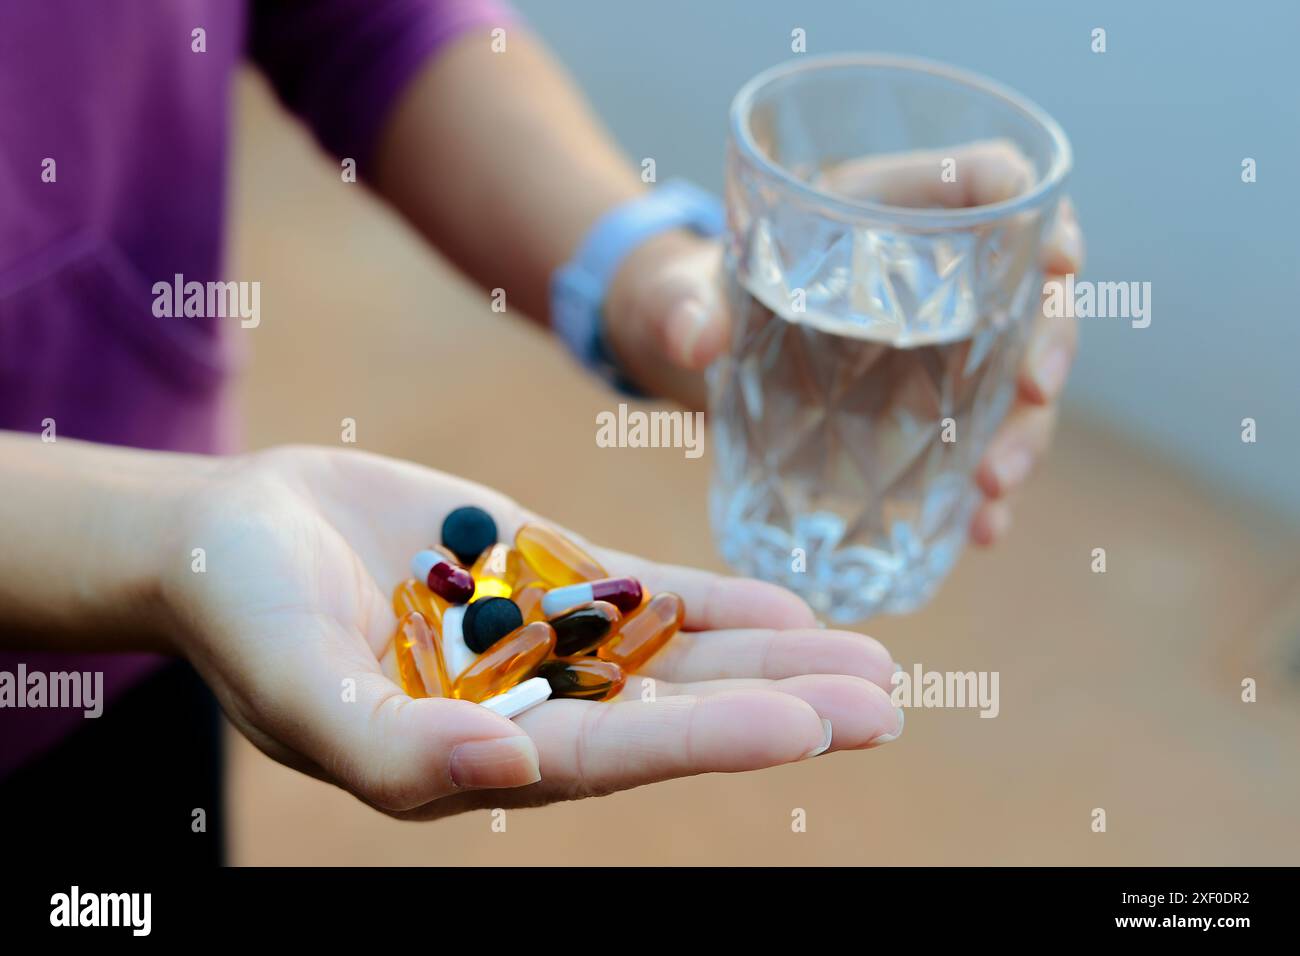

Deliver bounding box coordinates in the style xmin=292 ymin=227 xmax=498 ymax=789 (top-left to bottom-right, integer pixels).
xmin=539 ymin=658 xmax=626 ymax=701
xmin=551 ymin=601 xmax=621 ymax=657
xmin=441 ymin=506 xmax=498 ymax=566
xmin=462 ymin=597 xmax=523 ymax=654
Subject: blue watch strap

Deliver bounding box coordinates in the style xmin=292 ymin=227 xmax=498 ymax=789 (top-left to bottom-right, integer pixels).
xmin=552 ymin=179 xmax=724 ymax=393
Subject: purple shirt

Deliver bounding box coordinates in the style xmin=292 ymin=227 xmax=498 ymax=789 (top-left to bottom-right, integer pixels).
xmin=0 ymin=0 xmax=513 ymax=776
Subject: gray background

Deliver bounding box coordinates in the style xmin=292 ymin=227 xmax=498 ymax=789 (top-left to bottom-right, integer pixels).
xmin=513 ymin=0 xmax=1299 ymax=522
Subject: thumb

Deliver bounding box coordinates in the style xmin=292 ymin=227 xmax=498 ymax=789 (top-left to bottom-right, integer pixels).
xmin=268 ymin=628 xmax=541 ymax=812
xmin=646 ymin=243 xmax=727 ymax=371
xmin=656 ymin=288 xmax=727 ymax=372
xmin=606 ymin=234 xmax=726 ymax=399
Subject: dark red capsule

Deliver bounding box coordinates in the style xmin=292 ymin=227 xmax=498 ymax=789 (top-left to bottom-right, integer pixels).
xmin=540 ymin=577 xmax=643 ymax=617
xmin=411 ymin=549 xmax=474 ymax=605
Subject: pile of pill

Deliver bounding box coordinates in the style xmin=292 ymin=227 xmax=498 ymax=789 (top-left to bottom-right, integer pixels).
xmin=380 ymin=507 xmax=685 ymax=719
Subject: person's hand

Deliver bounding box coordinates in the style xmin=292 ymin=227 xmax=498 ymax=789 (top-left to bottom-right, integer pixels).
xmin=157 ymin=446 xmax=903 ymax=820
xmin=604 ymin=140 xmax=1084 ymax=547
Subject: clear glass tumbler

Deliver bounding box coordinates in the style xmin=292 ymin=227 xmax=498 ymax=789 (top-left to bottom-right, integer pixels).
xmin=709 ymin=54 xmax=1072 ymax=622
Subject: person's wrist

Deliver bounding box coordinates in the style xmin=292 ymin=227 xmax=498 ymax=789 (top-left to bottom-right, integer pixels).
xmin=97 ymin=449 xmax=222 ymax=653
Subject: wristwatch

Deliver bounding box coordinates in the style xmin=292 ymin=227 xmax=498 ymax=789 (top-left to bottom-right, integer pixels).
xmin=551 ymin=178 xmax=724 ymax=394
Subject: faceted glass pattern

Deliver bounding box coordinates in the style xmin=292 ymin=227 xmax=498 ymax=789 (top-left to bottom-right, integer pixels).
xmin=710 ymin=56 xmax=1070 ymax=621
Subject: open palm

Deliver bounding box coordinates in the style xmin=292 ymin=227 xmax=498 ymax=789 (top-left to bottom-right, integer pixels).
xmin=158 ymin=446 xmax=902 ymax=819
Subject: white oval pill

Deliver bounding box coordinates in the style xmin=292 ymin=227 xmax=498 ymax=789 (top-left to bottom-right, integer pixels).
xmin=479 ymin=676 xmax=552 ymax=719
xmin=440 ymin=605 xmax=475 ymax=679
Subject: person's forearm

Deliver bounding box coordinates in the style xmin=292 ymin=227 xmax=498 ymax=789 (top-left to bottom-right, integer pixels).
xmin=371 ymin=30 xmax=648 ymax=325
xmin=0 ymin=433 xmax=210 ymax=652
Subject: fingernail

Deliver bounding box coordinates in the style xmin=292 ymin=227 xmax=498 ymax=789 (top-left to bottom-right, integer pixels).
xmin=450 ymin=736 xmax=541 ymax=789
xmin=991 ymin=446 xmax=1033 ymax=493
xmin=868 ymin=709 xmax=905 ymax=747
xmin=802 ymin=719 xmax=833 ymax=759
xmin=1031 ymin=344 xmax=1071 ymax=399
xmin=670 ymin=299 xmax=711 ymax=367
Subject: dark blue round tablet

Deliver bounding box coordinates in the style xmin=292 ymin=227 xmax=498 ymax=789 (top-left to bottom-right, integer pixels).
xmin=462 ymin=597 xmax=524 ymax=654
xmin=441 ymin=506 xmax=497 ymax=566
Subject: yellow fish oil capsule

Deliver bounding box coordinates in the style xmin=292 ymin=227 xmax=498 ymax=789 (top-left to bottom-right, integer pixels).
xmin=471 ymin=543 xmax=514 ymax=601
xmin=597 ymin=592 xmax=684 ymax=672
xmin=514 ymin=522 xmax=606 ymax=587
xmin=387 ymin=611 xmax=450 ymax=699
xmin=392 ymin=578 xmax=449 ymax=629
xmin=452 ymin=621 xmax=556 ymax=703
xmin=506 ymin=548 xmax=542 ymax=590
xmin=539 ymin=658 xmax=626 ymax=701
xmin=513 ymin=583 xmax=548 ymax=625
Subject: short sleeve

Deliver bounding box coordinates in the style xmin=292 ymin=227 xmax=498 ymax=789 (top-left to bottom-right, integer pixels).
xmin=248 ymin=0 xmax=518 ymax=173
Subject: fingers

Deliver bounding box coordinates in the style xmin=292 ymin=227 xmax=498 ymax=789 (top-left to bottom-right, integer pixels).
xmin=637 ymin=626 xmax=896 ymax=690
xmin=975 ymin=403 xmax=1058 ymax=501
xmin=1021 ymin=200 xmax=1083 ymax=406
xmin=513 ymin=689 xmax=831 ymax=795
xmin=1042 ymin=198 xmax=1085 ymax=275
xmin=822 ymin=143 xmax=1085 ymax=399
xmin=970 ymin=498 xmax=1014 ymax=548
xmin=617 ymin=675 xmax=903 ymax=752
xmin=405 ymin=681 xmax=902 ymax=818
xmin=1021 ymin=282 xmax=1081 ymax=406
xmin=407 ymin=690 xmax=833 ymax=817
xmin=816 ymin=140 xmax=1084 ymax=416
xmin=971 ymin=397 xmax=1058 ymax=548
xmin=968 ymin=193 xmax=1079 ymax=549
xmin=589 ymin=544 xmax=819 ymax=631
xmin=819 ymin=138 xmax=1036 ymax=208
xmin=971 ymin=391 xmax=1056 ymax=547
